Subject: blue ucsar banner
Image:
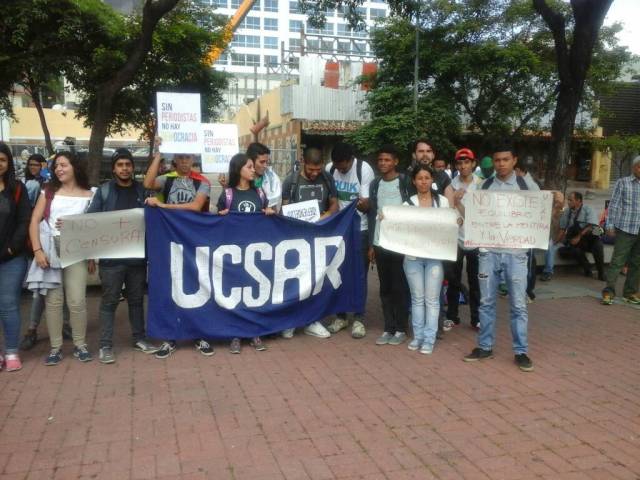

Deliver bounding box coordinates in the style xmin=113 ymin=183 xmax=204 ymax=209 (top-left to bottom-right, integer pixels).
xmin=145 ymin=203 xmax=365 ymax=339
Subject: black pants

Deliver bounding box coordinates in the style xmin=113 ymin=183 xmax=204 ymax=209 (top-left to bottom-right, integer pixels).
xmin=445 ymin=247 xmax=480 ymax=325
xmin=559 ymin=234 xmax=605 ymax=277
xmin=374 ymin=246 xmax=408 ymax=334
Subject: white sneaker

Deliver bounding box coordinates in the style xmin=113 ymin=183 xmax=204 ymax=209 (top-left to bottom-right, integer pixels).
xmin=351 ymin=320 xmax=366 ymax=339
xmin=304 ymin=321 xmax=331 ymax=338
xmin=281 ymin=328 xmax=295 ymax=339
xmin=326 ymin=317 xmax=349 ymax=333
xmin=407 ymin=339 xmax=421 ymax=351
xmin=420 ymin=343 xmax=434 ymax=355
xmin=443 ymin=319 xmax=455 ymax=332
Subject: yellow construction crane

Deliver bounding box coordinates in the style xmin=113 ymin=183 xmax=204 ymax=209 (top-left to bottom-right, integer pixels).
xmin=205 ymin=0 xmax=259 ymax=66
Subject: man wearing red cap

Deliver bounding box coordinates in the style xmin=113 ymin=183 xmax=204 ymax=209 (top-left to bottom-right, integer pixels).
xmin=444 ymin=148 xmax=484 ymax=330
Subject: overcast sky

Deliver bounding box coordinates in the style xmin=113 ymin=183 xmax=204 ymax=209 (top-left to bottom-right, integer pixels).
xmin=605 ymin=0 xmax=640 ymax=56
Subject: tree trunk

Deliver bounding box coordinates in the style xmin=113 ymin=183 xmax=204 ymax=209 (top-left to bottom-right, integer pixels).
xmin=27 ymin=76 xmax=54 ymax=155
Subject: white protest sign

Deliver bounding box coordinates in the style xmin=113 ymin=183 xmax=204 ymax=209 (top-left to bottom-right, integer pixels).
xmin=59 ymin=209 xmax=145 ymax=268
xmin=156 ymin=92 xmax=201 ymax=154
xmin=201 ymin=123 xmax=239 ymax=173
xmin=464 ymin=190 xmax=552 ymax=249
xmin=281 ymin=200 xmax=321 ymax=223
xmin=379 ymin=205 xmax=459 ymax=261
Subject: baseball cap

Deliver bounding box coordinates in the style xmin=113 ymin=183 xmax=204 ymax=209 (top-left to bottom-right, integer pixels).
xmin=480 ymin=156 xmax=493 ymax=168
xmin=455 ymin=148 xmax=475 ymax=161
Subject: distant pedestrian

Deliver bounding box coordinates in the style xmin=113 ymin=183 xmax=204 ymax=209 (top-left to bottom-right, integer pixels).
xmin=601 ymin=156 xmax=640 ymax=305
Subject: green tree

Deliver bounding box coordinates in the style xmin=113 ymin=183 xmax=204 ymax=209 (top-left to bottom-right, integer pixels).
xmin=0 ymin=0 xmax=113 ymax=153
xmin=72 ymin=2 xmax=228 ymax=166
xmin=594 ymin=134 xmax=640 ymax=180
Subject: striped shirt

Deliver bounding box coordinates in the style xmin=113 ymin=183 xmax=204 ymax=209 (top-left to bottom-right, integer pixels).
xmin=606 ymin=175 xmax=640 ymax=235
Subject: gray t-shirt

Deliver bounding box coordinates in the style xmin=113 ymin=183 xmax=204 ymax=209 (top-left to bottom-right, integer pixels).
xmin=373 ymin=177 xmax=403 ymax=246
xmin=281 ymin=172 xmax=337 ymax=213
xmin=156 ymin=175 xmax=211 ymax=205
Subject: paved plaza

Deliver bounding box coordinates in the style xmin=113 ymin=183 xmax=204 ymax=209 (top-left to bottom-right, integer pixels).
xmin=1 ymin=269 xmax=639 ymax=480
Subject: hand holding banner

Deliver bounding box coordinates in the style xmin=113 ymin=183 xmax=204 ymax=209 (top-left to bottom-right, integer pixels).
xmin=379 ymin=205 xmax=459 ymax=261
xmin=156 ymin=92 xmax=201 ymax=154
xmin=59 ymin=209 xmax=145 ymax=267
xmin=463 ymin=190 xmax=552 ymax=249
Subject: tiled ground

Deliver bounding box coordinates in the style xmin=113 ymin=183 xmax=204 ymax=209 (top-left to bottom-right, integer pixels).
xmin=1 ymin=271 xmax=639 ymax=480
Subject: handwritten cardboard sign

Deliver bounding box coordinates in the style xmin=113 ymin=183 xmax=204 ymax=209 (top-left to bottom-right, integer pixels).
xmin=379 ymin=206 xmax=459 ymax=261
xmin=156 ymin=92 xmax=201 ymax=154
xmin=281 ymin=200 xmax=321 ymax=223
xmin=59 ymin=209 xmax=145 ymax=267
xmin=464 ymin=190 xmax=552 ymax=249
xmin=201 ymin=123 xmax=239 ymax=173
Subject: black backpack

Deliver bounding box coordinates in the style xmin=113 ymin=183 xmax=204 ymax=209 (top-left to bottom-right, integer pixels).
xmin=369 ymin=173 xmax=411 ymax=203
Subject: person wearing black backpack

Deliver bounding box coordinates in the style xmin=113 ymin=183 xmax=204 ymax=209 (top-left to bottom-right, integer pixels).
xmin=144 ymin=137 xmax=213 ymax=359
xmin=463 ymin=141 xmax=539 ymax=372
xmin=325 ymin=143 xmax=375 ymax=339
xmin=86 ymin=149 xmax=160 ymax=364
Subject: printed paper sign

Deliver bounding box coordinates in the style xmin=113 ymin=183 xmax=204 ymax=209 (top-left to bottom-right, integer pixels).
xmin=59 ymin=209 xmax=145 ymax=267
xmin=281 ymin=200 xmax=321 ymax=223
xmin=156 ymin=92 xmax=201 ymax=154
xmin=201 ymin=123 xmax=239 ymax=173
xmin=379 ymin=206 xmax=459 ymax=261
xmin=464 ymin=190 xmax=552 ymax=249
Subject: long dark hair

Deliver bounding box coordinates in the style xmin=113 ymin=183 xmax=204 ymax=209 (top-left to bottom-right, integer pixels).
xmin=227 ymin=153 xmax=254 ymax=189
xmin=47 ymin=151 xmax=90 ymax=193
xmin=0 ymin=141 xmax=17 ymax=198
xmin=411 ymin=163 xmax=440 ymax=206
xmin=25 ymin=153 xmax=45 ymax=182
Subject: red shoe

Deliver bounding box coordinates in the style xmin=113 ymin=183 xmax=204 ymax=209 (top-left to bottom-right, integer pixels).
xmin=4 ymin=354 xmax=22 ymax=372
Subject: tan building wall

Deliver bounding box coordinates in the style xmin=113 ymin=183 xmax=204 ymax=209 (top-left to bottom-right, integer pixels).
xmin=8 ymin=107 xmax=142 ymax=144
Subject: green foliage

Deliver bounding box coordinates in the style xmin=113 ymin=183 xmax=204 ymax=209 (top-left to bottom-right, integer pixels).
xmin=72 ymin=1 xmax=229 ymax=140
xmin=594 ymin=134 xmax=640 ymax=178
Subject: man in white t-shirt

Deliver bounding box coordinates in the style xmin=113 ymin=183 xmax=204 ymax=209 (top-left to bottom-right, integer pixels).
xmin=325 ymin=142 xmax=375 ymax=339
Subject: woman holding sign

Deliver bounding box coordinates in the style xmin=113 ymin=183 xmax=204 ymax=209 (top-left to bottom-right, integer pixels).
xmin=402 ymin=164 xmax=452 ymax=355
xmin=28 ymin=151 xmax=95 ymax=366
xmin=217 ymin=153 xmax=275 ymax=353
xmin=0 ymin=143 xmax=31 ymax=372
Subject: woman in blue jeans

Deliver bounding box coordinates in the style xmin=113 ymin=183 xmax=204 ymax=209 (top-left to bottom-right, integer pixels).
xmin=0 ymin=142 xmax=31 ymax=372
xmin=403 ymin=164 xmax=451 ymax=354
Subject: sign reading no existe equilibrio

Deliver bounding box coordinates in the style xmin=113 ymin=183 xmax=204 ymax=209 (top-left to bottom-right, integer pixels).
xmin=156 ymin=92 xmax=201 ymax=154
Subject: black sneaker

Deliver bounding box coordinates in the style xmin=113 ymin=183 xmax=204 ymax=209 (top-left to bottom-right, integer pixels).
xmin=515 ymin=353 xmax=534 ymax=372
xmin=20 ymin=329 xmax=38 ymax=351
xmin=463 ymin=347 xmax=493 ymax=362
xmin=155 ymin=341 xmax=176 ymax=359
xmin=73 ymin=345 xmax=93 ymax=363
xmin=44 ymin=348 xmax=63 ymax=366
xmin=540 ymin=272 xmax=552 ymax=282
xmin=195 ymin=339 xmax=215 ymax=356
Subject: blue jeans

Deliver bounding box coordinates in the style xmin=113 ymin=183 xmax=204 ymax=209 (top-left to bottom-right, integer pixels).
xmin=477 ymin=251 xmax=529 ymax=354
xmin=0 ymin=255 xmax=28 ymax=354
xmin=403 ymin=257 xmax=443 ymax=347
xmin=543 ymin=240 xmax=561 ymax=275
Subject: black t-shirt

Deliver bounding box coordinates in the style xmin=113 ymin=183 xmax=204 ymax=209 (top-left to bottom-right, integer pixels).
xmin=216 ymin=188 xmax=266 ymax=213
xmin=114 ymin=184 xmax=140 ymax=211
xmin=281 ymin=172 xmax=337 ymax=213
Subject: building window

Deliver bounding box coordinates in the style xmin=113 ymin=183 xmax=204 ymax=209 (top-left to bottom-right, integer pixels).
xmin=337 ymin=41 xmax=350 ymax=53
xmin=231 ymin=34 xmax=260 ymax=48
xmin=370 ymin=8 xmax=386 ymax=19
xmin=231 ymin=0 xmax=240 ymax=7
xmin=289 ymin=20 xmax=303 ymax=32
xmin=246 ymin=54 xmax=260 ymax=66
xmin=321 ymin=22 xmax=334 ymax=35
xmin=264 ymin=18 xmax=278 ymax=31
xmin=231 ymin=53 xmax=260 ymax=66
xmin=215 ymin=53 xmax=229 ymax=65
xmin=289 ymin=38 xmax=301 ymax=52
xmin=337 ymin=23 xmax=349 ymax=36
xmin=289 ymin=1 xmax=300 ymax=13
xmin=241 ymin=16 xmax=260 ymax=29
xmin=264 ymin=0 xmax=277 ymax=12
xmin=321 ymin=40 xmax=333 ymax=52
xmin=306 ymin=21 xmax=320 ymax=35
xmin=307 ymin=39 xmax=320 ymax=52
xmin=264 ymin=55 xmax=279 ymax=66
xmin=264 ymin=36 xmax=278 ymax=49
xmin=212 ymin=0 xmax=227 ymax=7
xmin=251 ymin=0 xmax=260 ymax=11
xmin=353 ymin=41 xmax=366 ymax=53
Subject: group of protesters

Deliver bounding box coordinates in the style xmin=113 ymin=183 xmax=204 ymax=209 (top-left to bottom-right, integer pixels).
xmin=0 ymin=137 xmax=638 ymax=374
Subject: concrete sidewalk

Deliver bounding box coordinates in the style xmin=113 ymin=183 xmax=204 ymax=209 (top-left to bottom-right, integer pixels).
xmin=0 ymin=271 xmax=639 ymax=480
